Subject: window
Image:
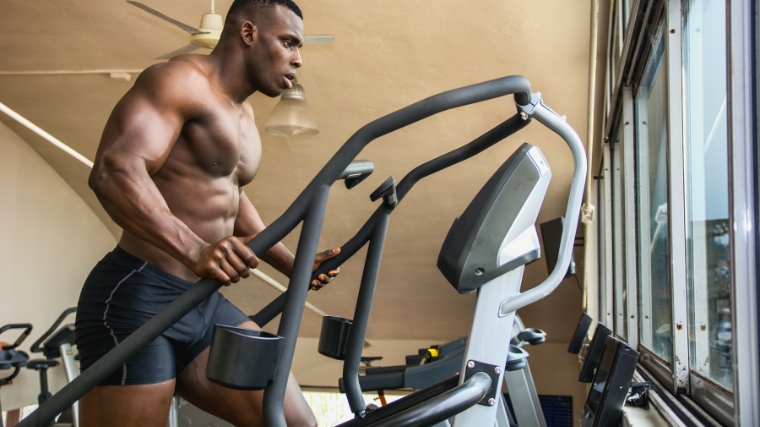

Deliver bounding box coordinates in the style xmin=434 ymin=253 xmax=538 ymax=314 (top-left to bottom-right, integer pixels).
xmin=682 ymin=0 xmax=733 ymax=391
xmin=634 ymin=20 xmax=672 ymax=365
xmin=594 ymin=0 xmax=759 ymax=422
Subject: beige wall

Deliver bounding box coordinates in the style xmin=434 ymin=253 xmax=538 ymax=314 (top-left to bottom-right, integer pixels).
xmin=0 ymin=120 xmax=117 ymax=409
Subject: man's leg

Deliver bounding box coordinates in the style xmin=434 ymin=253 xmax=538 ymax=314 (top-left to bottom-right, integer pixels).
xmin=79 ymin=381 xmax=175 ymax=427
xmin=175 ymin=321 xmax=317 ymax=427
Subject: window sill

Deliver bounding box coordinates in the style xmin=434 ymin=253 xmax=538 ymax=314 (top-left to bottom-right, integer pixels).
xmin=622 ymin=369 xmax=689 ymax=427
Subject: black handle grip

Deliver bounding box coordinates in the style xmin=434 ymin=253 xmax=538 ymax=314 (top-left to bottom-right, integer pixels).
xmin=0 ymin=323 xmax=33 ymax=350
xmin=30 ymin=307 xmax=76 ymax=353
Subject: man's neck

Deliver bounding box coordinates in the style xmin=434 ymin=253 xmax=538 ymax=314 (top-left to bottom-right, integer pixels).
xmin=207 ymin=43 xmax=257 ymax=105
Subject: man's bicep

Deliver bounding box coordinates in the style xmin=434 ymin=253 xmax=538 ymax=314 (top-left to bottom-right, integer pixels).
xmin=94 ymin=65 xmax=197 ymax=174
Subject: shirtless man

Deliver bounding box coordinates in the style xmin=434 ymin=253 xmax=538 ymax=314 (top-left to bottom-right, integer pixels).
xmin=75 ymin=1 xmax=335 ymax=425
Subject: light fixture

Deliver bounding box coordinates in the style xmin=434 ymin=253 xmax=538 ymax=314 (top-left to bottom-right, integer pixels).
xmin=265 ymin=79 xmax=319 ymax=137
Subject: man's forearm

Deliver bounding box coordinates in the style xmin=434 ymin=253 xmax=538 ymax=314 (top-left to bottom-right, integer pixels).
xmin=91 ymin=161 xmax=206 ymax=268
xmin=260 ymin=243 xmax=296 ymax=277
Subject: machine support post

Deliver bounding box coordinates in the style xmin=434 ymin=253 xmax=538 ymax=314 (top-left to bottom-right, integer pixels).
xmin=263 ymin=188 xmax=330 ymax=427
xmin=343 ymin=214 xmax=391 ymax=415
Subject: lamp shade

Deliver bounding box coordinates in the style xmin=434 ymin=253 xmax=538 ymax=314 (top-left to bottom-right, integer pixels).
xmin=265 ymin=82 xmax=319 ymax=137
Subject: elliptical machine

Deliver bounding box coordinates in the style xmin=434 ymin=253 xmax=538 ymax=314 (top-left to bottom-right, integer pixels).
xmin=25 ymin=308 xmax=78 ymax=427
xmin=1 ymin=324 xmax=33 ymax=427
xmin=18 ymin=76 xmax=585 ymax=427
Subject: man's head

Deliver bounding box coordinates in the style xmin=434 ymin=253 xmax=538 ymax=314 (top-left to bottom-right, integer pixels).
xmin=222 ymin=0 xmax=304 ymax=97
xmin=227 ymin=0 xmax=302 ymax=22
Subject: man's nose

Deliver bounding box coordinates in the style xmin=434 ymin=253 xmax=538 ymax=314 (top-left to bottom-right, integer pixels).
xmin=292 ymin=49 xmax=302 ymax=68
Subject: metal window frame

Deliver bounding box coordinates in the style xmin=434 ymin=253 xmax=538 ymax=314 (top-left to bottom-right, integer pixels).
xmin=603 ymin=142 xmax=615 ymax=327
xmin=612 ymin=121 xmax=628 ymax=339
xmin=663 ymin=0 xmax=690 ymax=393
xmin=727 ymin=0 xmax=760 ymax=424
xmin=622 ymin=85 xmax=640 ymax=349
xmin=689 ymin=371 xmax=735 ymax=425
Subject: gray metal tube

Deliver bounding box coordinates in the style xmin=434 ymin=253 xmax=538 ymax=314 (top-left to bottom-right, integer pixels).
xmin=365 ymin=372 xmax=492 ymax=427
xmin=343 ymin=215 xmax=390 ymax=414
xmin=499 ymin=100 xmax=588 ymax=315
xmin=262 ymin=188 xmax=330 ymax=427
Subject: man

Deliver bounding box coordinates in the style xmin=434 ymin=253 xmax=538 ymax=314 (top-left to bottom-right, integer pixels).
xmin=75 ymin=1 xmax=334 ymax=425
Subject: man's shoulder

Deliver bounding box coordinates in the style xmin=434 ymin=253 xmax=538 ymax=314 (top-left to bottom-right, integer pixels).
xmin=138 ymin=58 xmax=211 ymax=88
xmin=130 ymin=58 xmax=213 ymax=108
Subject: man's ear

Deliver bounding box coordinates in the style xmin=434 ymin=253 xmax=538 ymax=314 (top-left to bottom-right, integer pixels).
xmin=241 ymin=21 xmax=257 ymax=46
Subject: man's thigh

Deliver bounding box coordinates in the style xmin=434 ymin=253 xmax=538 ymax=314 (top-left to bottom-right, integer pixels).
xmin=175 ymin=321 xmax=317 ymax=427
xmin=79 ymin=381 xmax=175 ymax=427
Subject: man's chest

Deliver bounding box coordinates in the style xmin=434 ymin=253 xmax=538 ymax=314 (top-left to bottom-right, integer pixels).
xmin=180 ymin=105 xmax=262 ymax=185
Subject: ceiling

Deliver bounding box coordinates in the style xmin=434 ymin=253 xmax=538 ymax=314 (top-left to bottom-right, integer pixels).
xmin=0 ymin=0 xmax=592 ymax=343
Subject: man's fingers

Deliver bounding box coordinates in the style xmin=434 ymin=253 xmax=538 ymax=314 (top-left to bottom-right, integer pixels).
xmin=209 ymin=265 xmax=232 ymax=286
xmin=219 ymin=259 xmax=241 ymax=284
xmin=224 ymin=250 xmax=249 ymax=279
xmin=328 ymin=268 xmax=340 ymax=277
xmin=315 ymin=247 xmax=341 ymax=263
xmin=230 ymin=238 xmax=259 ymax=269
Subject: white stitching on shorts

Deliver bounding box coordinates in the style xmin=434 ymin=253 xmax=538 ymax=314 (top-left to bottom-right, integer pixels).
xmin=103 ymin=261 xmax=147 ymax=385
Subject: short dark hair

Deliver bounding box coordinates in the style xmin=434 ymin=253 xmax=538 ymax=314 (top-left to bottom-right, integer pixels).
xmin=227 ymin=0 xmax=303 ymax=22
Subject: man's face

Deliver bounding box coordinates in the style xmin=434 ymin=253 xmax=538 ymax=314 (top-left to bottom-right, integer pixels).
xmin=251 ymin=5 xmax=304 ymax=97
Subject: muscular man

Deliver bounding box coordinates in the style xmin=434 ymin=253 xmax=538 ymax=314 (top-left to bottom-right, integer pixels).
xmin=75 ymin=1 xmax=334 ymax=425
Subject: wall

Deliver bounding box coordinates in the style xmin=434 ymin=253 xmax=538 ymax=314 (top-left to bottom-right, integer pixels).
xmin=0 ymin=121 xmax=117 ymax=409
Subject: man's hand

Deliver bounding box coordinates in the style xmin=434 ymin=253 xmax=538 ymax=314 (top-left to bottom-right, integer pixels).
xmin=192 ymin=236 xmax=259 ymax=286
xmin=310 ymin=248 xmax=341 ymax=291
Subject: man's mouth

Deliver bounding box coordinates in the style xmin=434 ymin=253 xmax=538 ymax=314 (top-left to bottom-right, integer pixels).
xmin=284 ymin=74 xmax=295 ymax=89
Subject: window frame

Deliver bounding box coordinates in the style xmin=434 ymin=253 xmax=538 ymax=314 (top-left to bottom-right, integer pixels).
xmin=727 ymin=0 xmax=760 ymax=423
xmin=593 ymin=0 xmax=760 ymax=422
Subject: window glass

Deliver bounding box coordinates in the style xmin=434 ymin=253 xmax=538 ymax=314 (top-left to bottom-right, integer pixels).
xmin=611 ymin=120 xmax=628 ymax=339
xmin=683 ymin=0 xmax=733 ymax=391
xmin=635 ymin=21 xmax=672 ymax=364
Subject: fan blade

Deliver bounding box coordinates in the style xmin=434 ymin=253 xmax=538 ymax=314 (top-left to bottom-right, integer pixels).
xmin=154 ymin=44 xmax=201 ymax=60
xmin=127 ymin=1 xmax=202 ymax=35
xmin=303 ymin=35 xmax=334 ymax=45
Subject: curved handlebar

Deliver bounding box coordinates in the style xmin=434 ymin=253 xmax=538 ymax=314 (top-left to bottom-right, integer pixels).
xmin=30 ymin=307 xmax=76 ymax=353
xmin=364 ymin=372 xmax=492 ymax=427
xmin=0 ymin=323 xmax=33 ymax=351
xmin=499 ymin=97 xmax=588 ymax=315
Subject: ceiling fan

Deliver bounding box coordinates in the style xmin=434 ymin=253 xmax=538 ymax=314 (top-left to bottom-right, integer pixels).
xmin=127 ymin=0 xmax=335 ymax=60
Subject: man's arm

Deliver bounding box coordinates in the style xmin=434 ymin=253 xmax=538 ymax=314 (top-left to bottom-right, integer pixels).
xmin=234 ymin=191 xmax=340 ymax=289
xmin=234 ymin=191 xmax=294 ymax=276
xmin=90 ymin=62 xmax=257 ymax=284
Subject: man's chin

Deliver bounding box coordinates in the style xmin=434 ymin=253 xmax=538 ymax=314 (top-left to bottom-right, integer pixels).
xmin=261 ymin=85 xmax=284 ymax=98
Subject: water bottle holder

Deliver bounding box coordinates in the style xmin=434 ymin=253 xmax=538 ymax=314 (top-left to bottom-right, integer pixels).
xmin=318 ymin=316 xmax=353 ymax=360
xmin=206 ymin=325 xmax=284 ymax=390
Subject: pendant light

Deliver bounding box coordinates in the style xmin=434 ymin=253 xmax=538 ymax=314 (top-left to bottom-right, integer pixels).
xmin=265 ymin=79 xmax=318 ymax=137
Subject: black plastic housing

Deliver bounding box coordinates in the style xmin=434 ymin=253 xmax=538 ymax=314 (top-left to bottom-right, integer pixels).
xmin=318 ymin=316 xmax=353 ymax=360
xmin=206 ymin=325 xmax=284 ymax=390
xmin=581 ymin=336 xmax=640 ymax=427
xmin=579 ymin=323 xmax=612 ymax=383
xmin=437 ymin=143 xmax=541 ymax=294
xmin=568 ymin=313 xmax=593 ymax=354
xmin=540 ymin=217 xmax=576 ymax=277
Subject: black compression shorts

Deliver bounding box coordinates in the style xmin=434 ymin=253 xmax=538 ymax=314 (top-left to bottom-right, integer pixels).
xmin=75 ymin=246 xmax=250 ymax=385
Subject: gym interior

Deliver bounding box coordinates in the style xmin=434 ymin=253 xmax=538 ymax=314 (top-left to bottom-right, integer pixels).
xmin=1 ymin=0 xmax=758 ymax=426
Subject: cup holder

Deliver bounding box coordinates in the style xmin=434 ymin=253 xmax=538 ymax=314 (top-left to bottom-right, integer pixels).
xmin=318 ymin=316 xmax=353 ymax=360
xmin=206 ymin=325 xmax=284 ymax=390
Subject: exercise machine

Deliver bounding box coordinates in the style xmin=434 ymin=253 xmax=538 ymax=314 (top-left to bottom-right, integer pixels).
xmin=339 ymin=314 xmax=548 ymax=427
xmin=1 ymin=324 xmax=33 ymax=427
xmin=26 ymin=308 xmax=78 ymax=427
xmin=18 ymin=76 xmax=586 ymax=427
